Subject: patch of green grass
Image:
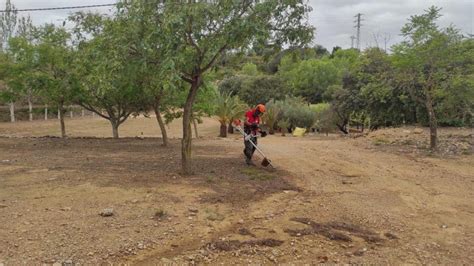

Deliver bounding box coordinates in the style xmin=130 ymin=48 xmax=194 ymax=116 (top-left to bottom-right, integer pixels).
xmin=241 ymin=167 xmax=275 ymax=181
xmin=205 ymin=209 xmax=225 ymax=221
xmin=372 ymin=137 xmax=390 ymax=146
xmin=400 ymin=139 xmax=415 ymax=145
xmin=206 ymin=176 xmax=215 ymax=183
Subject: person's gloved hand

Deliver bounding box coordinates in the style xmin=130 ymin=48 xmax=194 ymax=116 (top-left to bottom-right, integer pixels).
xmin=260 ymin=131 xmax=268 ymax=137
xmin=251 ymin=123 xmax=259 ymax=130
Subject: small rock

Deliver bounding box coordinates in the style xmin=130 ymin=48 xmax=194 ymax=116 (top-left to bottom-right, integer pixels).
xmin=317 ymin=256 xmax=328 ymax=262
xmin=138 ymin=243 xmax=145 ymax=250
xmin=188 ymin=207 xmax=199 ymax=213
xmin=237 ymin=219 xmax=244 ymax=224
xmin=131 ymin=199 xmax=139 ymax=204
xmin=384 ymin=232 xmax=399 ymax=239
xmin=161 ymin=258 xmax=172 ymax=264
xmin=64 ymin=259 xmax=73 ymax=265
xmin=354 ymin=247 xmax=367 ymax=256
xmin=60 ymin=207 xmax=72 ymax=211
xmin=413 ymin=128 xmax=424 ymax=134
xmin=99 ymin=208 xmax=114 ymax=217
xmin=87 ymin=252 xmax=93 ymax=256
xmin=441 ymin=224 xmax=448 ymax=229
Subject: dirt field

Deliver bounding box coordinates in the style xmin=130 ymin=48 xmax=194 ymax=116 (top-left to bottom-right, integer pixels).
xmin=0 ymin=116 xmax=473 ymax=264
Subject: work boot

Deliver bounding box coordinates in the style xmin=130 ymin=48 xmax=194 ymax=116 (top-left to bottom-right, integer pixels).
xmin=246 ymin=158 xmax=255 ymax=166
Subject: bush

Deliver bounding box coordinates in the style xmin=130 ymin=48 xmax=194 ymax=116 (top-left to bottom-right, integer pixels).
xmin=218 ymin=75 xmax=243 ymax=97
xmin=262 ymin=99 xmax=281 ymax=134
xmin=240 ymin=75 xmax=288 ymax=106
xmin=276 ymin=96 xmax=316 ymax=130
xmin=241 ymin=63 xmax=259 ymax=76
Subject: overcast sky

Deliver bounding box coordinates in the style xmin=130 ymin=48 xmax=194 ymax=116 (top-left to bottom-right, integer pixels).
xmin=1 ymin=0 xmax=473 ymax=50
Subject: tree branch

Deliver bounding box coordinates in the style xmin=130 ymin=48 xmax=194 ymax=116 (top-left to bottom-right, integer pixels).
xmin=201 ymin=44 xmax=228 ymax=73
xmin=79 ymin=102 xmax=110 ymax=120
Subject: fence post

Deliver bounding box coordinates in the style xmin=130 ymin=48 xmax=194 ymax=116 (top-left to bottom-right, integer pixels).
xmin=9 ymin=102 xmax=15 ymax=123
xmin=45 ymin=105 xmax=48 ymax=120
xmin=28 ymin=99 xmax=33 ymax=121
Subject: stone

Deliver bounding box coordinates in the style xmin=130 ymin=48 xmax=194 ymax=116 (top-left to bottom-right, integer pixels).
xmin=354 ymin=247 xmax=367 ymax=256
xmin=60 ymin=207 xmax=72 ymax=211
xmin=99 ymin=208 xmax=114 ymax=217
xmin=413 ymin=128 xmax=424 ymax=134
xmin=188 ymin=207 xmax=199 ymax=213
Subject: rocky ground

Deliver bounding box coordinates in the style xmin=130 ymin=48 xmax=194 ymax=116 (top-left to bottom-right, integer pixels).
xmin=0 ymin=117 xmax=472 ymax=264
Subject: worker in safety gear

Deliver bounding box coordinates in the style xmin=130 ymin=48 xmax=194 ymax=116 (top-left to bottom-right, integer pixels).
xmin=243 ymin=104 xmax=267 ymax=165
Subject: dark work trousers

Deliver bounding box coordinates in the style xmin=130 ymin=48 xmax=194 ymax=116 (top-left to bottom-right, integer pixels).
xmin=244 ymin=135 xmax=257 ymax=163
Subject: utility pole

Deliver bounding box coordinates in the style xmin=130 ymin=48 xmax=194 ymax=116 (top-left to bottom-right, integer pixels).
xmin=354 ymin=13 xmax=363 ymax=50
xmin=350 ymin=35 xmax=356 ymax=49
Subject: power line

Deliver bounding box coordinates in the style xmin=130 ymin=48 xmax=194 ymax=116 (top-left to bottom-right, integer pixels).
xmin=0 ymin=3 xmax=116 ymax=13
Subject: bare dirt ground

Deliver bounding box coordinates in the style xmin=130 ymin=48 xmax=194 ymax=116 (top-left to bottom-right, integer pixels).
xmin=0 ymin=116 xmax=473 ymax=265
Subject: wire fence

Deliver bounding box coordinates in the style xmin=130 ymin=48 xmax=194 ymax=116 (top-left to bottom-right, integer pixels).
xmin=0 ymin=105 xmax=95 ymax=122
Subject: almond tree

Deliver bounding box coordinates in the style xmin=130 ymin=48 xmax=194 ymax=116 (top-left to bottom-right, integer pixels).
xmin=35 ymin=24 xmax=77 ymax=137
xmin=71 ymin=13 xmax=145 ymax=138
xmin=393 ymin=6 xmax=467 ymax=150
xmin=157 ymin=0 xmax=314 ymax=174
xmin=0 ymin=0 xmax=17 ymax=122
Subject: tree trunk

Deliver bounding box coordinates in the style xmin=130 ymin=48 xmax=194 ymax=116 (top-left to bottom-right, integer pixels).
xmin=152 ymin=104 xmax=168 ymax=146
xmin=45 ymin=105 xmax=48 ymax=120
xmin=59 ymin=106 xmax=66 ymax=138
xmin=425 ymin=93 xmax=438 ymax=150
xmin=181 ymin=79 xmax=201 ymax=175
xmin=336 ymin=120 xmax=348 ymax=134
xmin=28 ymin=98 xmax=33 ymax=121
xmin=219 ymin=123 xmax=227 ymax=137
xmin=227 ymin=121 xmax=234 ymax=134
xmin=9 ymin=102 xmax=15 ymax=123
xmin=110 ymin=119 xmax=119 ymax=139
xmin=193 ymin=118 xmax=199 ymax=139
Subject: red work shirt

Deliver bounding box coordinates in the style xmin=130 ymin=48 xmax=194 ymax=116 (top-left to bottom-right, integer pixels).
xmin=244 ymin=109 xmax=260 ymax=134
xmin=245 ymin=109 xmax=260 ymax=124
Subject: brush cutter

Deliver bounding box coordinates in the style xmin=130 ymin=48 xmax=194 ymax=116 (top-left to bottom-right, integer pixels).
xmin=233 ymin=124 xmax=273 ymax=168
